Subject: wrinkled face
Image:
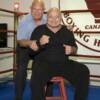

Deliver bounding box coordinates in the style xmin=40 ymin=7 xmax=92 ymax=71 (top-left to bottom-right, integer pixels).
xmin=31 ymin=3 xmax=44 ymax=20
xmin=47 ymin=10 xmax=61 ymax=28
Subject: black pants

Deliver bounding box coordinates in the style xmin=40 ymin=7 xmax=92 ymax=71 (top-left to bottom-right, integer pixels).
xmin=30 ymin=60 xmax=90 ymax=100
xmin=15 ymin=46 xmax=30 ymax=100
xmin=15 ymin=46 xmax=53 ymax=100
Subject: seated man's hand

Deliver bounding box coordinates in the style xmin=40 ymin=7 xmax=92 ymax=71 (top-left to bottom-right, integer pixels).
xmin=63 ymin=44 xmax=72 ymax=55
xmin=39 ymin=35 xmax=50 ymax=46
xmin=63 ymin=44 xmax=77 ymax=55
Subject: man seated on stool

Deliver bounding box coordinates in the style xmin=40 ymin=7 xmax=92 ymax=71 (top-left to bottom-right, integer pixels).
xmin=29 ymin=7 xmax=90 ymax=100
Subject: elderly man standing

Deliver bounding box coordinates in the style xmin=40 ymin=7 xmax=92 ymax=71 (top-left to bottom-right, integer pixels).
xmin=15 ymin=0 xmax=48 ymax=100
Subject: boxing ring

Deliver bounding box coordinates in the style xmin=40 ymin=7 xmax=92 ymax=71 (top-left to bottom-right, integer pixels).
xmin=0 ymin=5 xmax=100 ymax=85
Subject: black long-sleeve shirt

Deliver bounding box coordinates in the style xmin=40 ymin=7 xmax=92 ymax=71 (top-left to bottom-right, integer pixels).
xmin=29 ymin=24 xmax=77 ymax=63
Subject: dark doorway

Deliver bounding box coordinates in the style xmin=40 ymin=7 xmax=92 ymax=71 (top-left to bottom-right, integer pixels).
xmin=0 ymin=23 xmax=7 ymax=47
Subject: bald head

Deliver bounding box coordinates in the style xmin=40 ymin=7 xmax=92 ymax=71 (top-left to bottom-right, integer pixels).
xmin=47 ymin=8 xmax=62 ymax=29
xmin=31 ymin=0 xmax=45 ymax=21
xmin=31 ymin=0 xmax=45 ymax=10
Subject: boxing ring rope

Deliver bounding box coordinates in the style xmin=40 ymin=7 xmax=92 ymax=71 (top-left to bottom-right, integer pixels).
xmin=1 ymin=29 xmax=100 ymax=34
xmin=0 ymin=69 xmax=13 ymax=74
xmin=0 ymin=30 xmax=16 ymax=33
xmin=61 ymin=9 xmax=100 ymax=14
xmin=0 ymin=8 xmax=100 ymax=82
xmin=0 ymin=8 xmax=28 ymax=16
xmin=1 ymin=8 xmax=100 ymax=16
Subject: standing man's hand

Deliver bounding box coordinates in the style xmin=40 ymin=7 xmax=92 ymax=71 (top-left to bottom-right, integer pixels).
xmin=30 ymin=40 xmax=39 ymax=51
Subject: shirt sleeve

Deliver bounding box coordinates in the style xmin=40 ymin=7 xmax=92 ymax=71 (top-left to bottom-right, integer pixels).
xmin=17 ymin=21 xmax=29 ymax=40
xmin=30 ymin=26 xmax=43 ymax=40
xmin=17 ymin=14 xmax=35 ymax=40
xmin=65 ymin=29 xmax=77 ymax=48
xmin=28 ymin=26 xmax=43 ymax=58
xmin=69 ymin=31 xmax=77 ymax=48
